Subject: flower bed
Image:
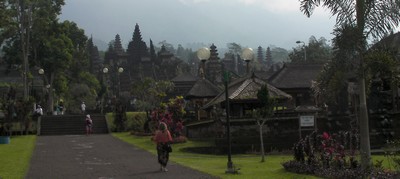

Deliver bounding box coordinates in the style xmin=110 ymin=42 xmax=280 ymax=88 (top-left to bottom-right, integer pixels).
xmin=282 ymin=131 xmax=399 ymax=178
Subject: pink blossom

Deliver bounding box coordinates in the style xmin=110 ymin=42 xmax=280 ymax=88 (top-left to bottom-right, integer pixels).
xmin=322 ymin=132 xmax=330 ymax=140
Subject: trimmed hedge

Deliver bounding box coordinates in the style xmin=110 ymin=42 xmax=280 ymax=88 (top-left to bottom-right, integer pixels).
xmin=106 ymin=112 xmax=147 ymax=132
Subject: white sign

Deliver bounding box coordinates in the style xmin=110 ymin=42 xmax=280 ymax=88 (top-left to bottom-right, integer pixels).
xmin=300 ymin=116 xmax=314 ymax=127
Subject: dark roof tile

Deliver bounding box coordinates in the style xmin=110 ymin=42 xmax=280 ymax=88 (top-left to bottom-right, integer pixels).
xmin=171 ymin=72 xmax=198 ymax=82
xmin=186 ymin=78 xmax=222 ymax=98
xmin=203 ymin=74 xmax=291 ymax=109
xmin=269 ymin=63 xmax=323 ymax=89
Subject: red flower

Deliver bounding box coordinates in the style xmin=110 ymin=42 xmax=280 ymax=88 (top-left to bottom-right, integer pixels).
xmin=176 ymin=121 xmax=183 ymax=131
xmin=322 ymin=132 xmax=330 ymax=140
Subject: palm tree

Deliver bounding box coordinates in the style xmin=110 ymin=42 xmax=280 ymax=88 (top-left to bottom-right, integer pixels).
xmin=299 ymin=0 xmax=400 ymax=169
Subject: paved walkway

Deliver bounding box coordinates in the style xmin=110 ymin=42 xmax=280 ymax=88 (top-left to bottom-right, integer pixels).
xmin=26 ymin=134 xmax=217 ymax=179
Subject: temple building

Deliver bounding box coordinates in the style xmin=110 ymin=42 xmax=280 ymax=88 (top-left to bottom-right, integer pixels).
xmin=205 ymin=44 xmax=224 ymax=86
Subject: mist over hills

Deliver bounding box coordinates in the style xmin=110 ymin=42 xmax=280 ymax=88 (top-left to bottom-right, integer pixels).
xmin=60 ymin=0 xmax=337 ymax=53
xmin=92 ymin=38 xmax=108 ymax=51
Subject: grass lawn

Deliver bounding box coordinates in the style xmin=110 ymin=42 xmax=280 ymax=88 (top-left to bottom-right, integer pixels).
xmin=0 ymin=135 xmax=36 ymax=179
xmin=112 ymin=132 xmax=320 ymax=179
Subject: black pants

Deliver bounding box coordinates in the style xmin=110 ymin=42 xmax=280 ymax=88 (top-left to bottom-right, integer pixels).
xmin=157 ymin=143 xmax=170 ymax=167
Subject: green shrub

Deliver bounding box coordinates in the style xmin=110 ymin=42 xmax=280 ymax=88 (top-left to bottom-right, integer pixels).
xmin=67 ymin=83 xmax=97 ymax=113
xmin=105 ymin=112 xmax=116 ymax=132
xmin=107 ymin=112 xmax=147 ymax=132
xmin=126 ymin=112 xmax=147 ymax=132
xmin=384 ymin=139 xmax=400 ymax=172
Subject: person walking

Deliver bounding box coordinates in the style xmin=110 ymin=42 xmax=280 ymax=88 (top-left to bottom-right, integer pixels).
xmin=81 ymin=101 xmax=86 ymax=114
xmin=153 ymin=122 xmax=173 ymax=172
xmin=85 ymin=114 xmax=93 ymax=135
xmin=34 ymin=105 xmax=43 ymax=118
xmin=33 ymin=104 xmax=44 ymax=135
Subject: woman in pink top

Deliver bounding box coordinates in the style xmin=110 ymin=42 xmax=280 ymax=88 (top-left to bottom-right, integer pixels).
xmin=85 ymin=114 xmax=93 ymax=135
xmin=154 ymin=122 xmax=173 ymax=172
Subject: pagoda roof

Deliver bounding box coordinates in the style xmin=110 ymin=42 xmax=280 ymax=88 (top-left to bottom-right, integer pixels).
xmin=268 ymin=63 xmax=323 ymax=89
xmin=253 ymin=70 xmax=276 ymax=81
xmin=203 ymin=73 xmax=291 ymax=109
xmin=171 ymin=72 xmax=198 ymax=82
xmin=186 ymin=78 xmax=222 ymax=99
xmin=370 ymin=32 xmax=400 ymax=51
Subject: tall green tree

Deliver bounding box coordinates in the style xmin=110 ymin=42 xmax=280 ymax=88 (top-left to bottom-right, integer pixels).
xmin=313 ymin=25 xmax=360 ymax=112
xmin=1 ymin=0 xmax=64 ymax=102
xmin=104 ymin=42 xmax=115 ymax=65
xmin=300 ymin=0 xmax=400 ymax=169
xmin=158 ymin=40 xmax=175 ymax=55
xmin=1 ymin=0 xmax=96 ymax=113
xmin=131 ymin=77 xmax=174 ymax=112
xmin=255 ymin=84 xmax=276 ymax=162
xmin=227 ymin=42 xmax=243 ymax=74
xmin=149 ymin=39 xmax=157 ymax=62
xmin=289 ymin=36 xmax=332 ymax=63
xmin=87 ymin=36 xmax=101 ymax=74
xmin=0 ymin=0 xmax=15 ymax=45
xmin=227 ymin=42 xmax=242 ymax=55
xmin=269 ymin=46 xmax=289 ymax=63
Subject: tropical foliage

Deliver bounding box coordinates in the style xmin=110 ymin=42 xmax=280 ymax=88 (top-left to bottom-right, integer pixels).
xmin=289 ymin=36 xmax=332 ymax=63
xmin=299 ymin=0 xmax=400 ymax=169
xmin=150 ymin=96 xmax=185 ymax=141
xmin=1 ymin=0 xmax=99 ymax=114
xmin=131 ymin=77 xmax=174 ymax=112
xmin=283 ymin=131 xmax=399 ymax=178
xmin=253 ymin=84 xmax=276 ymax=162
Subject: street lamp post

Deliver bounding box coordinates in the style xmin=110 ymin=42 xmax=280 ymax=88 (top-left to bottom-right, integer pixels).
xmin=38 ymin=68 xmax=52 ymax=114
xmin=223 ymin=70 xmax=236 ymax=173
xmin=241 ymin=48 xmax=254 ymax=74
xmin=38 ymin=68 xmax=44 ymax=75
xmin=117 ymin=67 xmax=124 ymax=98
xmin=102 ymin=67 xmax=109 ymax=114
xmin=38 ymin=68 xmax=44 ymax=107
xmin=296 ymin=41 xmax=307 ymax=62
xmin=102 ymin=65 xmax=124 ymax=112
xmin=196 ymin=47 xmax=210 ymax=78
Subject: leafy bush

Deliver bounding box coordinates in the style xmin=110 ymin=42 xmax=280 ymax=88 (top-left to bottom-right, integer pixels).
xmin=66 ymin=83 xmax=97 ymax=113
xmin=150 ymin=96 xmax=185 ymax=137
xmin=283 ymin=130 xmax=398 ymax=178
xmin=126 ymin=112 xmax=147 ymax=132
xmin=282 ymin=160 xmax=317 ymax=174
xmin=107 ymin=112 xmax=147 ymax=133
xmin=384 ymin=139 xmax=400 ymax=172
xmin=113 ymin=100 xmax=127 ymax=132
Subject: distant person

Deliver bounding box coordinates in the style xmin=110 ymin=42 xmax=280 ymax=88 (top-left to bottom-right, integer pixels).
xmin=59 ymin=100 xmax=65 ymax=115
xmin=85 ymin=114 xmax=93 ymax=135
xmin=153 ymin=122 xmax=173 ymax=172
xmin=33 ymin=104 xmax=43 ymax=135
xmin=33 ymin=105 xmax=43 ymax=119
xmin=81 ymin=101 xmax=86 ymax=114
xmin=54 ymin=105 xmax=59 ymax=115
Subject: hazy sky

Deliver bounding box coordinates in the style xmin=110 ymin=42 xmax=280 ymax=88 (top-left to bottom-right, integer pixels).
xmin=59 ymin=0 xmax=338 ymax=50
